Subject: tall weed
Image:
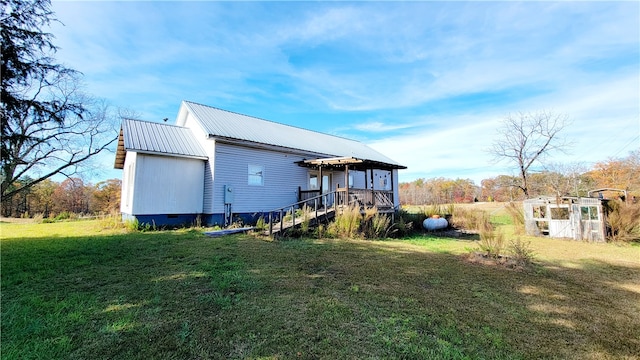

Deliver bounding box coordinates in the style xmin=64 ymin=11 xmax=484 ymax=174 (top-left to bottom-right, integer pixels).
xmin=606 ymin=201 xmax=640 ymax=242
xmin=505 ymin=202 xmax=525 ymax=234
xmin=389 ymin=210 xmax=415 ymax=238
xmin=451 ymin=207 xmax=489 ymax=232
xmin=329 ymin=205 xmax=362 ymax=239
xmin=100 ymin=212 xmax=125 ymax=230
xmin=478 ymin=221 xmax=504 ymax=257
xmin=508 ymin=238 xmax=535 ymax=266
xmin=362 ymin=207 xmax=392 ymax=239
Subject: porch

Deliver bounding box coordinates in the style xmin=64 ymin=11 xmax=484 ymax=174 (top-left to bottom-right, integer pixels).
xmin=296 ymin=155 xmax=405 ymax=212
xmin=263 ymin=156 xmax=405 ymax=237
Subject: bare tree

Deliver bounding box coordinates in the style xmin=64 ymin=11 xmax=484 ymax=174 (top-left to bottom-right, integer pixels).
xmin=540 ymin=162 xmax=591 ymax=197
xmin=489 ymin=111 xmax=572 ymax=197
xmin=1 ymin=0 xmax=118 ymax=202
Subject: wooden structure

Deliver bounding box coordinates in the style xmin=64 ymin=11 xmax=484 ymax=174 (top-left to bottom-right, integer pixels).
xmin=523 ymin=196 xmax=606 ymax=242
xmin=296 ymin=156 xmax=397 ymax=212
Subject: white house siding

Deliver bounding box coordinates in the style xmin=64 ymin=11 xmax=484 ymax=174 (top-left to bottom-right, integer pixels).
xmin=120 ymin=151 xmax=138 ymax=215
xmin=130 ymin=153 xmax=204 ymax=215
xmin=211 ymin=142 xmax=309 ymax=214
xmin=182 ymin=112 xmax=217 ymax=213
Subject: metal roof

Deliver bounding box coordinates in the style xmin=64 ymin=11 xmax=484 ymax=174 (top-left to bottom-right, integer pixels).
xmin=114 ymin=119 xmax=208 ymax=169
xmin=182 ymin=101 xmax=406 ymax=169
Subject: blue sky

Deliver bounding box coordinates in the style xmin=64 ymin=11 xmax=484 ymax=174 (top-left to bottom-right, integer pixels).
xmin=50 ymin=1 xmax=639 ymax=184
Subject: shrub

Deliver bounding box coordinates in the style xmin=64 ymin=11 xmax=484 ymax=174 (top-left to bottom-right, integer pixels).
xmin=508 ymin=238 xmax=535 ymax=266
xmin=124 ymin=218 xmax=140 ymax=232
xmin=299 ymin=205 xmax=312 ymax=235
xmin=421 ymin=203 xmax=454 ymax=218
xmin=389 ymin=210 xmax=414 ymax=238
xmin=54 ymin=211 xmax=71 ymax=221
xmin=606 ymin=201 xmax=640 ymax=242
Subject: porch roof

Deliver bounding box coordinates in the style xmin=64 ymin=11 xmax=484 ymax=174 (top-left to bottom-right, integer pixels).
xmin=296 ymin=156 xmax=407 ymax=171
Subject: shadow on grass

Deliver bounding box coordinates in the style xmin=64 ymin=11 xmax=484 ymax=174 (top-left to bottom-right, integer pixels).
xmin=2 ymin=232 xmax=639 ymax=359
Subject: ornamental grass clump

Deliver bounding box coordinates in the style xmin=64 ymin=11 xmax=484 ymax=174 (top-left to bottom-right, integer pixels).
xmin=362 ymin=207 xmax=392 ymax=239
xmin=328 ymin=205 xmax=362 ymax=239
xmin=450 ymin=207 xmax=488 ymax=232
xmin=606 ymin=201 xmax=640 ymax=242
xmin=478 ymin=219 xmax=504 ymax=258
xmin=505 ymin=202 xmax=525 ymax=234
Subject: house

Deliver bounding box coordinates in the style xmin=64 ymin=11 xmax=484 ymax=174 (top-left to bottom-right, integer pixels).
xmin=114 ymin=101 xmax=407 ymax=227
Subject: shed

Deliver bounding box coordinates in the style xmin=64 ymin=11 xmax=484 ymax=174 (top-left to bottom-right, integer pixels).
xmin=523 ymin=196 xmax=606 ymax=242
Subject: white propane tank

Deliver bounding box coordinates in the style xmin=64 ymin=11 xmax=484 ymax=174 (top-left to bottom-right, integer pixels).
xmin=423 ymin=216 xmax=448 ymax=231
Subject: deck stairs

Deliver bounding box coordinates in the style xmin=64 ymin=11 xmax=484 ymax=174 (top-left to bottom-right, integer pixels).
xmin=264 ymin=206 xmax=336 ymax=237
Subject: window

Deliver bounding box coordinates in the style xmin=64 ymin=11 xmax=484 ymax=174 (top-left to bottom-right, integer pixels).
xmin=379 ymin=176 xmax=390 ymax=190
xmin=532 ymin=206 xmax=546 ymax=219
xmin=309 ymin=173 xmax=319 ymax=190
xmin=550 ymin=207 xmax=570 ymax=220
xmin=581 ymin=206 xmax=599 ymax=220
xmin=248 ymin=165 xmax=264 ymax=186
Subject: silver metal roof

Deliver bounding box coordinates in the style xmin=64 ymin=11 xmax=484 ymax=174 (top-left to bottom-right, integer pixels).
xmin=114 ymin=119 xmax=207 ymax=169
xmin=183 ymin=101 xmax=406 ymax=169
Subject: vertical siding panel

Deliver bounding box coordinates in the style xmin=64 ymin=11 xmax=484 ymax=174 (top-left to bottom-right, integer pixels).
xmin=121 ymin=151 xmax=137 ymax=214
xmin=203 ymin=161 xmax=213 ymax=213
xmin=132 ymin=154 xmax=204 ymax=215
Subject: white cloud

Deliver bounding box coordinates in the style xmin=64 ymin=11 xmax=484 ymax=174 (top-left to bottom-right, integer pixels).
xmin=46 ymin=1 xmax=638 ymax=184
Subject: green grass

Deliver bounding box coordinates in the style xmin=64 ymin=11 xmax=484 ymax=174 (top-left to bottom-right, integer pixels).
xmin=2 ymin=220 xmax=639 ymax=359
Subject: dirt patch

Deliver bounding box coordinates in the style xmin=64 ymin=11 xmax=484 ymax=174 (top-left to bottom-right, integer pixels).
xmin=464 ymin=251 xmax=531 ymax=271
xmin=423 ymin=228 xmax=480 ymax=240
xmin=0 ymin=217 xmax=35 ymax=224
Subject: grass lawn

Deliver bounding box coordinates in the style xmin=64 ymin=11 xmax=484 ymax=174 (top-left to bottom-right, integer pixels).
xmin=1 ymin=218 xmax=639 ymax=359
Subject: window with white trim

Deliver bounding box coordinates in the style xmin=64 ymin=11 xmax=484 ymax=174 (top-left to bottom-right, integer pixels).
xmin=248 ymin=164 xmax=264 ymax=186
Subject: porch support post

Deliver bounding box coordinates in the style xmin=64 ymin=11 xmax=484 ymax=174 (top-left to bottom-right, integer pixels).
xmin=390 ymin=169 xmax=396 ymax=209
xmin=318 ymin=165 xmax=323 ymax=206
xmin=370 ymin=166 xmax=375 ymax=207
xmin=369 ymin=167 xmax=374 ymax=190
xmin=345 ymin=164 xmax=350 ymax=207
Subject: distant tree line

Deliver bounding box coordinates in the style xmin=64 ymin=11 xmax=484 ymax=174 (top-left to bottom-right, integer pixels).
xmin=3 ymin=151 xmax=637 ymax=217
xmin=1 ymin=178 xmax=121 ymax=218
xmin=401 ymin=150 xmax=639 ymax=205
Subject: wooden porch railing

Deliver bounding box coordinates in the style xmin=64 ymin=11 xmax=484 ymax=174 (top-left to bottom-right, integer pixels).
xmin=265 ymin=190 xmax=338 ymax=237
xmin=298 ymin=187 xmax=395 ymax=210
xmin=264 ymin=188 xmax=397 ymax=237
xmin=343 ymin=188 xmax=395 ymax=211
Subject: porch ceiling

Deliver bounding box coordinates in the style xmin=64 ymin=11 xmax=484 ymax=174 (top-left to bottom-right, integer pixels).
xmin=297 ymin=156 xmax=407 ymax=171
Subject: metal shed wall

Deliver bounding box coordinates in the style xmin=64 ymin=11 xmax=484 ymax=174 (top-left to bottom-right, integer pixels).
xmin=128 ymin=153 xmax=205 ymax=216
